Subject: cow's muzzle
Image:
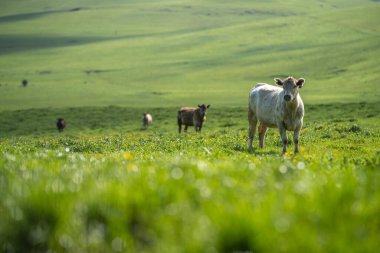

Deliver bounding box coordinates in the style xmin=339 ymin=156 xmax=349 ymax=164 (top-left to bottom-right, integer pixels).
xmin=284 ymin=95 xmax=291 ymax=101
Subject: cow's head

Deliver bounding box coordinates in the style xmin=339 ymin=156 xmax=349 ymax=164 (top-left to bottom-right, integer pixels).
xmin=197 ymin=104 xmax=210 ymax=118
xmin=275 ymin=76 xmax=305 ymax=102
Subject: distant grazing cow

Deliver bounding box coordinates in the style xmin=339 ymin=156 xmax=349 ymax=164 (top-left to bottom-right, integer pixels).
xmin=21 ymin=79 xmax=28 ymax=87
xmin=248 ymin=76 xmax=305 ymax=154
xmin=56 ymin=118 xmax=66 ymax=132
xmin=178 ymin=104 xmax=210 ymax=133
xmin=142 ymin=112 xmax=153 ymax=128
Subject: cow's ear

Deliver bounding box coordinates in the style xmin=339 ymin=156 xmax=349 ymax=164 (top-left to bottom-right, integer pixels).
xmin=207 ymin=104 xmax=210 ymax=108
xmin=296 ymin=78 xmax=305 ymax=88
xmin=274 ymin=78 xmax=283 ymax=86
xmin=198 ymin=104 xmax=201 ymax=108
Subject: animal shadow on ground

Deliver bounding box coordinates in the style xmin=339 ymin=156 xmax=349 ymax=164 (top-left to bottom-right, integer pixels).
xmin=247 ymin=148 xmax=279 ymax=156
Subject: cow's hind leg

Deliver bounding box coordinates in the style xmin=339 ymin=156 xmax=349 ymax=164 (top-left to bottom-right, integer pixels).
xmin=248 ymin=108 xmax=258 ymax=150
xmin=258 ymin=124 xmax=268 ymax=148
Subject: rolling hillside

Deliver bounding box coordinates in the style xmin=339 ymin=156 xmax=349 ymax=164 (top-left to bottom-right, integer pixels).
xmin=0 ymin=0 xmax=379 ymax=111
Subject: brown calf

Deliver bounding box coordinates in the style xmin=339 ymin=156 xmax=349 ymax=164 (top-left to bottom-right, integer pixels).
xmin=177 ymin=104 xmax=210 ymax=133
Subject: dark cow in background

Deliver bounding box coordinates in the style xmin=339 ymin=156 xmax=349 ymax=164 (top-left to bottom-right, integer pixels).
xmin=248 ymin=76 xmax=305 ymax=154
xmin=56 ymin=118 xmax=66 ymax=132
xmin=178 ymin=104 xmax=210 ymax=133
xmin=21 ymin=79 xmax=28 ymax=87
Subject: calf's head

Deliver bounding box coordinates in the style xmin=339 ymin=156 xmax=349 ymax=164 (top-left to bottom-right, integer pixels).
xmin=197 ymin=104 xmax=210 ymax=119
xmin=275 ymin=77 xmax=305 ymax=102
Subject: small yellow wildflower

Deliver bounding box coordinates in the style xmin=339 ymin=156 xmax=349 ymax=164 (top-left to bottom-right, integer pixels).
xmin=123 ymin=152 xmax=133 ymax=161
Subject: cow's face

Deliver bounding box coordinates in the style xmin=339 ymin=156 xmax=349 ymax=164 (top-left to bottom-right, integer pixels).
xmin=275 ymin=77 xmax=305 ymax=102
xmin=198 ymin=104 xmax=210 ymax=118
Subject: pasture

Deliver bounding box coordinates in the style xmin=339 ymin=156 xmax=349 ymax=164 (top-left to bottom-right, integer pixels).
xmin=1 ymin=0 xmax=380 ymax=252
xmin=1 ymin=0 xmax=380 ymax=110
xmin=1 ymin=103 xmax=379 ymax=252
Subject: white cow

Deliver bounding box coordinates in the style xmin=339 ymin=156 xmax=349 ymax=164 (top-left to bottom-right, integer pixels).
xmin=142 ymin=112 xmax=153 ymax=128
xmin=248 ymin=76 xmax=305 ymax=154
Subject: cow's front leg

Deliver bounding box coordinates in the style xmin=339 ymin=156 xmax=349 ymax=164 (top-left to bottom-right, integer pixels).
xmin=293 ymin=125 xmax=302 ymax=153
xmin=279 ymin=126 xmax=287 ymax=155
xmin=184 ymin=125 xmax=188 ymax=132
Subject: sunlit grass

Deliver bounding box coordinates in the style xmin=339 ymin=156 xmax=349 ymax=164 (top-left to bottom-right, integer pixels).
xmin=1 ymin=104 xmax=379 ymax=251
xmin=1 ymin=130 xmax=379 ymax=252
xmin=1 ymin=0 xmax=380 ymax=110
xmin=0 ymin=102 xmax=379 ymax=251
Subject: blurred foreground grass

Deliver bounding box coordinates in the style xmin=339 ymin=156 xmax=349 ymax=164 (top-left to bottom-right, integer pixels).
xmin=1 ymin=122 xmax=380 ymax=252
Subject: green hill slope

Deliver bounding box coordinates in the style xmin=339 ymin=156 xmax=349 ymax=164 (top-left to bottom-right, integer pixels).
xmin=0 ymin=0 xmax=379 ymax=110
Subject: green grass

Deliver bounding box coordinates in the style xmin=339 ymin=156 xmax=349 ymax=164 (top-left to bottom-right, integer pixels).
xmin=1 ymin=102 xmax=379 ymax=137
xmin=1 ymin=0 xmax=380 ymax=110
xmin=1 ymin=0 xmax=380 ymax=252
xmin=1 ymin=146 xmax=380 ymax=252
xmin=1 ymin=103 xmax=380 ymax=252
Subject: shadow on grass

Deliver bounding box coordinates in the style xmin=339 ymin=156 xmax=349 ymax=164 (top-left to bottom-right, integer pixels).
xmin=0 ymin=7 xmax=90 ymax=23
xmin=0 ymin=10 xmax=65 ymax=23
xmin=238 ymin=146 xmax=279 ymax=156
xmin=247 ymin=148 xmax=279 ymax=156
xmin=0 ymin=34 xmax=130 ymax=55
xmin=0 ymin=29 xmax=197 ymax=55
xmin=0 ymin=8 xmax=228 ymax=56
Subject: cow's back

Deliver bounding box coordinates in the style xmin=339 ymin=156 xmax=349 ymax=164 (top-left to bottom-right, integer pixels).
xmin=146 ymin=114 xmax=152 ymax=123
xmin=178 ymin=107 xmax=195 ymax=125
xmin=249 ymin=84 xmax=282 ymax=127
xmin=143 ymin=114 xmax=152 ymax=125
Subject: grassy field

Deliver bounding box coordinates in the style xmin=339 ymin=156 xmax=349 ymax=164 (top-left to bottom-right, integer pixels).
xmin=1 ymin=0 xmax=380 ymax=252
xmin=1 ymin=0 xmax=380 ymax=110
xmin=1 ymin=102 xmax=379 ymax=252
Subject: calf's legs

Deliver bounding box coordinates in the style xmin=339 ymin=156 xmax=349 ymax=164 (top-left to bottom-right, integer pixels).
xmin=177 ymin=113 xmax=182 ymax=133
xmin=279 ymin=126 xmax=288 ymax=155
xmin=258 ymin=124 xmax=267 ymax=148
xmin=279 ymin=126 xmax=302 ymax=154
xmin=293 ymin=125 xmax=302 ymax=153
xmin=248 ymin=108 xmax=257 ymax=150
